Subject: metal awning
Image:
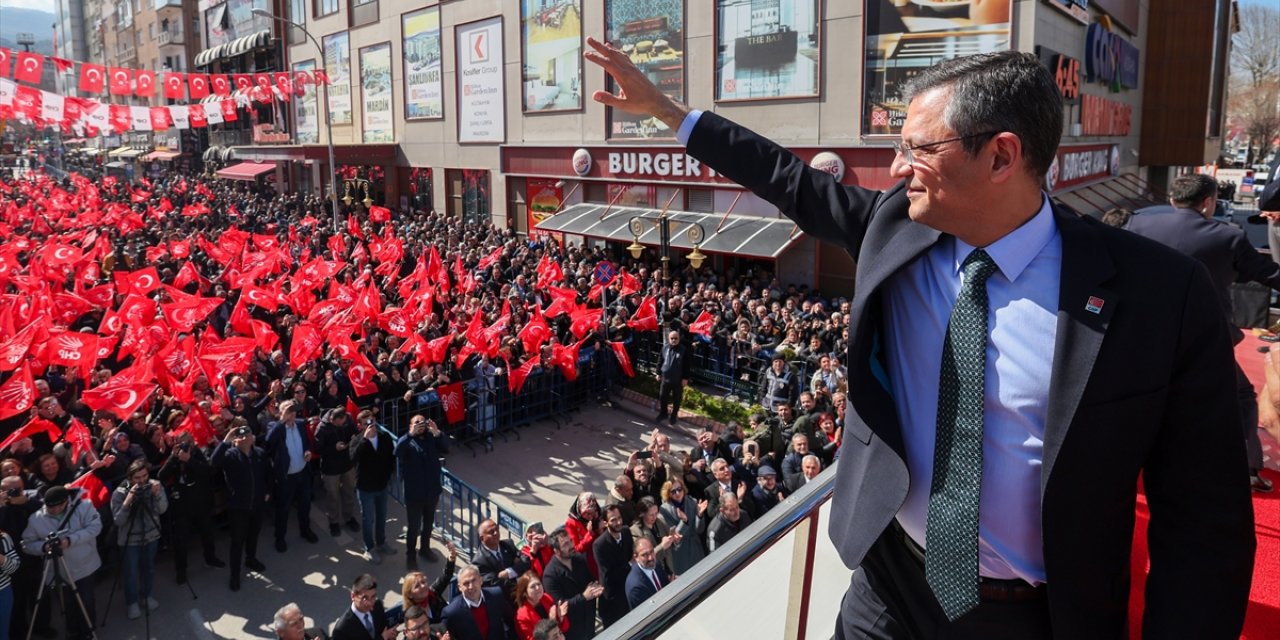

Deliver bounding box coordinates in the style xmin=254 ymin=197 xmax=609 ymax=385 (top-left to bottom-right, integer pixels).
xmin=202 ymin=146 xmax=221 ymax=162
xmin=225 ymin=30 xmax=271 ymax=58
xmin=215 ymin=161 xmax=275 ymax=181
xmin=1050 ymin=173 xmax=1164 ymax=218
xmin=107 ymin=146 xmax=133 ymax=157
xmin=143 ymin=150 xmax=181 ymax=161
xmin=194 ymin=44 xmax=224 ymax=67
xmin=118 ymin=149 xmax=145 ymax=159
xmin=535 ymin=204 xmax=802 ymax=259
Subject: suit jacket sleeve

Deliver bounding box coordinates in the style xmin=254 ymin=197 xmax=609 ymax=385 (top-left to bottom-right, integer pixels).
xmin=1140 ymin=263 xmax=1255 ymax=637
xmin=1258 ymin=156 xmax=1280 ymax=211
xmin=686 ymin=111 xmax=883 ymax=257
xmin=1230 ymin=227 xmax=1280 ymax=289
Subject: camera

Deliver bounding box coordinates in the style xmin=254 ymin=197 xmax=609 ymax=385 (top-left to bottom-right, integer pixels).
xmin=5 ymin=488 xmax=20 ymax=498
xmin=234 ymin=426 xmax=252 ymax=437
xmin=178 ymin=443 xmax=191 ymax=452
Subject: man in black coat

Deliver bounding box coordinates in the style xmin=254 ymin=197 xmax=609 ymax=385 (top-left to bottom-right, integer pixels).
xmin=655 ymin=330 xmax=688 ymax=426
xmin=263 ymin=400 xmax=319 ymax=553
xmin=590 ymin=504 xmax=634 ymax=628
xmin=541 ymin=529 xmax=604 ymax=640
xmin=314 ymin=407 xmax=360 ymax=537
xmin=472 ymin=518 xmax=529 ymax=598
xmin=350 ymin=410 xmax=397 ymax=563
xmin=211 ymin=425 xmax=271 ymax=591
xmin=440 ymin=566 xmax=517 ymax=640
xmin=331 ymin=573 xmax=397 ymax=640
xmin=395 ymin=415 xmax=450 ymax=567
xmin=156 ymin=432 xmax=225 ymax=584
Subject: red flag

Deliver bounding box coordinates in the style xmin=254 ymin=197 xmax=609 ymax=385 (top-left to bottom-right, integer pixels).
xmin=188 ymin=73 xmax=210 ymax=98
xmin=689 ymin=310 xmax=716 ymax=338
xmin=188 ymin=103 xmax=207 ymax=128
xmin=507 ymin=357 xmax=539 ymax=394
xmin=569 ymin=307 xmax=603 ymax=340
xmin=0 ymin=363 xmax=38 ymax=420
xmin=220 ymin=99 xmax=238 ymax=122
xmin=610 ymin=341 xmax=635 ymax=377
xmin=108 ymin=67 xmax=133 ymax=95
xmin=536 ymin=254 xmax=563 ymax=284
xmin=519 ymin=314 xmax=551 ymax=356
xmin=14 ymin=51 xmax=43 ymax=84
xmin=81 ymin=382 xmax=156 ymax=419
xmin=313 ymin=69 xmax=330 ymax=85
xmin=347 ymin=353 xmax=379 ymax=397
xmin=233 ymin=74 xmax=253 ymax=92
xmin=477 ymin=245 xmax=505 ymax=271
xmin=123 ymin=266 xmax=162 ymax=296
xmin=135 ymin=69 xmax=156 ymax=96
xmin=48 ymin=332 xmax=99 ymax=373
xmin=79 ymin=63 xmax=106 ymax=93
xmin=438 ymin=382 xmax=465 ymax=425
xmin=109 ymin=104 xmax=131 ymax=133
xmin=626 ymin=296 xmax=659 ymax=332
xmin=174 ymin=409 xmax=217 ymax=448
xmin=0 ymin=324 xmax=38 ymax=371
xmin=0 ymin=48 xmax=10 ymax=78
xmin=64 ymin=417 xmax=93 ymax=463
xmin=619 ymin=270 xmax=641 ymax=297
xmin=163 ymin=72 xmax=186 ymax=99
xmin=552 ymin=341 xmax=582 ymax=382
xmin=426 ymin=334 xmax=451 ymax=365
xmin=272 ymin=72 xmax=292 ymax=95
xmin=369 ymin=205 xmax=391 ymax=223
xmin=149 ymin=106 xmax=171 ymax=130
xmin=0 ymin=415 xmax=60 ymax=451
xmin=346 ymin=396 xmax=361 ymax=418
xmin=290 ymin=321 xmax=323 ymax=366
xmin=210 ymin=74 xmax=230 ymax=96
xmin=68 ymin=471 xmax=109 ymax=509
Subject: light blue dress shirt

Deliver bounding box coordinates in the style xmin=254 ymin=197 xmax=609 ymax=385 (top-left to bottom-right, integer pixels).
xmin=674 ymin=109 xmax=1059 ymax=583
xmin=284 ymin=422 xmax=306 ymax=475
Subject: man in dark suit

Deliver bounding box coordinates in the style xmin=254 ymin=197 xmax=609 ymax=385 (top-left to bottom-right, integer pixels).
xmin=586 ymin=40 xmax=1254 ymax=638
xmin=624 ymin=537 xmax=669 ymax=610
xmin=395 ymin=415 xmax=450 ymax=568
xmin=655 ymin=330 xmax=688 ymax=426
xmin=1126 ymin=173 xmax=1280 ymax=492
xmin=331 ymin=573 xmax=397 ymax=640
xmin=472 ymin=518 xmax=529 ymax=597
xmin=591 ymin=504 xmax=634 ymax=628
xmin=351 ymin=410 xmax=397 ymax=564
xmin=541 ymin=528 xmax=603 ymax=640
xmin=211 ymin=425 xmax=272 ymax=592
xmin=441 ymin=566 xmax=517 ymax=640
xmin=263 ymin=400 xmax=319 ymax=553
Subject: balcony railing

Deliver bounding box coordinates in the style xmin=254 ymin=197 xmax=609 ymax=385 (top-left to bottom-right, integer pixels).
xmin=159 ymin=29 xmax=184 ymax=45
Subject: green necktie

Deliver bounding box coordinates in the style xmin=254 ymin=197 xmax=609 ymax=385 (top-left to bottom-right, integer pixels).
xmin=926 ymin=248 xmax=997 ymax=621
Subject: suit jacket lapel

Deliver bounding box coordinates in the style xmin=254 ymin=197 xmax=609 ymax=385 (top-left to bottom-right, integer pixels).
xmin=1042 ymin=208 xmax=1116 ymax=493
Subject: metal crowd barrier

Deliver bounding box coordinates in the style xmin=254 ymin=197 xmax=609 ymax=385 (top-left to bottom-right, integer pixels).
xmin=628 ymin=331 xmax=818 ymax=404
xmin=436 ymin=467 xmax=528 ymax=554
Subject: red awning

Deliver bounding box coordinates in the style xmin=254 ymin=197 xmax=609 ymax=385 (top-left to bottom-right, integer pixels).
xmin=143 ymin=150 xmax=181 ymax=162
xmin=215 ymin=162 xmax=275 ymax=181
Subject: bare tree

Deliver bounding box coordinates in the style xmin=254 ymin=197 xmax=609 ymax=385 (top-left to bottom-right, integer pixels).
xmin=1229 ymin=3 xmax=1280 ymax=164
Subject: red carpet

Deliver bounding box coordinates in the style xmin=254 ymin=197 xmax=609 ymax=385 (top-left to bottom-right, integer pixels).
xmin=1128 ymin=335 xmax=1280 ymax=638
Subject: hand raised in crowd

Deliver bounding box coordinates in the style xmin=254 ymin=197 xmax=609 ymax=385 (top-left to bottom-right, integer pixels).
xmin=584 ymin=581 xmax=605 ymax=600
xmin=697 ymin=499 xmax=709 ymax=517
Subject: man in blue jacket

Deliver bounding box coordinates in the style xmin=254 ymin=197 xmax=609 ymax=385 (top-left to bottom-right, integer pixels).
xmin=211 ymin=424 xmax=272 ymax=591
xmin=263 ymin=400 xmax=319 ymax=553
xmin=395 ymin=414 xmax=449 ymax=569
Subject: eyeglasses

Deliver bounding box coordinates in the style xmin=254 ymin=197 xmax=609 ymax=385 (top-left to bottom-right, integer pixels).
xmin=891 ymin=131 xmax=999 ymax=166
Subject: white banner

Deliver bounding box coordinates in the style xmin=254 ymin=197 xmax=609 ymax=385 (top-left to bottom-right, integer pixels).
xmin=456 ymin=17 xmax=505 ymax=143
xmin=40 ymin=91 xmax=64 ymax=123
xmin=359 ymin=43 xmax=393 ymax=143
xmin=86 ymin=102 xmax=108 ymax=129
xmin=169 ymin=105 xmax=190 ymax=129
xmin=323 ymin=31 xmax=353 ymax=125
xmin=130 ymin=106 xmax=151 ymax=131
xmin=205 ymin=104 xmax=224 ymax=125
xmin=0 ymin=79 xmax=14 ymax=106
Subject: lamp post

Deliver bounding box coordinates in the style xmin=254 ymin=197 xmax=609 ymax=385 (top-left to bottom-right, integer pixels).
xmin=251 ymin=8 xmax=342 ymax=233
xmin=626 ymin=209 xmax=707 ymax=288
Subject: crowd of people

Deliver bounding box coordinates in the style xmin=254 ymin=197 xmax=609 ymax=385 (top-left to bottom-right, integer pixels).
xmin=0 ymin=161 xmax=860 ymax=640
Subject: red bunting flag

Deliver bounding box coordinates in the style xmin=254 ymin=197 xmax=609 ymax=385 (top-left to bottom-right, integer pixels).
xmin=689 ymin=309 xmax=716 ymax=338
xmin=188 ymin=73 xmax=210 ymax=98
xmin=189 ymin=103 xmax=207 ymax=128
xmin=273 ymin=72 xmax=292 ymax=94
xmin=0 ymin=363 xmax=38 ymax=421
xmin=108 ymin=67 xmax=132 ymax=95
xmin=438 ymin=381 xmax=465 ymax=425
xmin=67 ymin=471 xmax=110 ymax=509
xmin=0 ymin=48 xmax=10 ymax=78
xmin=14 ymin=51 xmax=43 ymax=84
xmin=314 ymin=69 xmax=330 ymax=85
xmin=233 ymin=74 xmax=253 ymax=91
xmin=610 ymin=341 xmax=635 ymax=377
xmin=79 ymin=63 xmax=106 ymax=94
xmin=220 ymin=99 xmax=238 ymax=122
xmin=163 ymin=72 xmax=186 ymax=99
xmin=210 ymin=74 xmax=230 ymax=96
xmin=0 ymin=415 xmax=60 ymax=451
xmin=149 ymin=106 xmax=171 ymax=130
xmin=135 ymin=69 xmax=156 ymax=96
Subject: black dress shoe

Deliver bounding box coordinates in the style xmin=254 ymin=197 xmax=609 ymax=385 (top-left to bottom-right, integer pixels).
xmin=229 ymin=575 xmax=241 ymax=592
xmin=1252 ymin=475 xmax=1274 ymax=493
xmin=330 ymin=523 xmax=341 ymax=537
xmin=205 ymin=556 xmax=227 ymax=569
xmin=275 ymin=539 xmax=287 ymax=553
xmin=301 ymin=530 xmax=319 ymax=544
xmin=246 ymin=558 xmax=266 ymax=572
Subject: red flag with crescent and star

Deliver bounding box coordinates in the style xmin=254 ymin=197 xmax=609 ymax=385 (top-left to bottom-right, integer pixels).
xmin=79 ymin=63 xmax=106 ymax=94
xmin=68 ymin=471 xmax=109 ymax=509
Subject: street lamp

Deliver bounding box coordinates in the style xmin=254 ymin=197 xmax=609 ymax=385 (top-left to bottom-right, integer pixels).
xmin=627 ymin=210 xmax=708 ymax=285
xmin=251 ymin=8 xmax=342 ymax=233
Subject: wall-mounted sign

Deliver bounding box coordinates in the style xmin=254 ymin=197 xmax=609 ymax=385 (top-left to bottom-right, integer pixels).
xmin=1045 ymin=143 xmax=1119 ymax=192
xmin=456 ymin=17 xmax=506 ymax=143
xmin=1045 ymin=0 xmax=1089 ymax=25
xmin=571 ymin=148 xmax=592 ymax=176
xmin=809 ymin=152 xmax=845 ymax=180
xmin=1085 ymin=21 xmax=1139 ymax=91
xmin=1080 ymin=94 xmax=1132 ymax=136
xmin=1037 ymin=47 xmax=1081 ymax=104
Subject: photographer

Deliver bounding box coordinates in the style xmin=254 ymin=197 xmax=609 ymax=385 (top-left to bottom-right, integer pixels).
xmin=20 ymin=485 xmax=102 ymax=640
xmin=156 ymin=433 xmax=224 ymax=585
xmin=111 ymin=459 xmax=168 ymax=619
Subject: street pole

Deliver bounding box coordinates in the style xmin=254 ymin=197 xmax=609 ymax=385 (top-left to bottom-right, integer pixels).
xmin=252 ymin=9 xmax=342 ymax=233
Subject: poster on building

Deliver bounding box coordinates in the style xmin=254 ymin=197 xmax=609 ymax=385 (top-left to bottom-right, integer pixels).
xmin=323 ymin=31 xmax=353 ymax=125
xmin=402 ymin=7 xmax=444 ymax=120
xmin=605 ymin=0 xmax=685 ymax=139
xmin=360 ymin=42 xmax=394 ymax=143
xmin=292 ymin=59 xmax=319 ymax=144
xmin=714 ymin=0 xmax=820 ymax=101
xmin=521 ymin=0 xmax=583 ymax=112
xmin=862 ymin=0 xmax=1011 ymax=136
xmin=456 ymin=17 xmax=506 ymax=143
xmin=526 ymin=177 xmax=565 ymax=239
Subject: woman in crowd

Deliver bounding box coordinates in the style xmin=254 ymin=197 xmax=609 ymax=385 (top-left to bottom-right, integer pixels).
xmin=630 ymin=496 xmax=677 ymax=579
xmin=513 ymin=570 xmax=569 ymax=640
xmin=400 ymin=541 xmax=458 ymax=627
xmin=658 ymin=479 xmax=706 ymax=575
xmin=29 ymin=454 xmax=72 ymax=497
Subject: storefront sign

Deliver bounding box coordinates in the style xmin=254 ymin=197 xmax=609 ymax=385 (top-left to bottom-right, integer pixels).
xmin=1080 ymin=93 xmax=1132 ymax=136
xmin=360 ymin=42 xmax=394 ymax=143
xmin=456 ymin=17 xmax=505 ymax=143
xmin=605 ymin=151 xmax=713 ymax=179
xmin=521 ymin=0 xmax=583 ymax=112
xmin=1045 ymin=143 xmax=1119 ymax=192
xmin=571 ymin=148 xmax=591 ymax=176
xmin=809 ymin=152 xmax=845 ymax=180
xmin=1038 ymin=47 xmax=1081 ymax=104
xmin=402 ymin=7 xmax=444 ymax=120
xmin=1085 ymin=21 xmax=1140 ymax=91
xmin=1044 ymin=0 xmax=1090 ymax=25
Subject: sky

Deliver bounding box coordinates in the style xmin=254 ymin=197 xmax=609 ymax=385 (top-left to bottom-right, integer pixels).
xmin=0 ymin=0 xmax=53 ymax=11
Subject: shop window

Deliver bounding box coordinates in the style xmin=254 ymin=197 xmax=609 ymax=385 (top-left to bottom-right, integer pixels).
xmin=585 ymin=182 xmax=608 ymax=203
xmin=409 ymin=167 xmax=433 ymax=212
xmin=447 ymin=169 xmax=490 ymax=224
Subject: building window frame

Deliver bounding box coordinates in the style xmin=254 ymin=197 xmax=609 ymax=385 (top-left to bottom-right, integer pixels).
xmin=315 ymin=0 xmax=338 ymax=19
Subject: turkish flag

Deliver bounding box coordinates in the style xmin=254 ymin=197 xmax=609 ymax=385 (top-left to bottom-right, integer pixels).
xmin=64 ymin=417 xmax=93 ymax=463
xmin=233 ymin=74 xmax=253 ymax=92
xmin=82 ymin=382 xmax=156 ymax=419
xmin=290 ymin=321 xmax=323 ymax=366
xmin=619 ymin=270 xmax=641 ymax=296
xmin=507 ymin=357 xmax=539 ymax=394
xmin=149 ymin=106 xmax=171 ymax=130
xmin=553 ymin=341 xmax=582 ymax=382
xmin=122 ymin=266 xmax=162 ymax=296
xmin=210 ymin=74 xmax=230 ymax=96
xmin=163 ymin=72 xmax=185 ymax=99
xmin=108 ymin=67 xmax=132 ymax=95
xmin=220 ymin=99 xmax=238 ymax=122
xmin=0 ymin=363 xmax=37 ymax=420
xmin=536 ymin=254 xmax=564 ymax=284
xmin=0 ymin=48 xmax=10 ymax=78
xmin=689 ymin=310 xmax=716 ymax=338
xmin=313 ymin=69 xmax=329 ymax=85
xmin=626 ymin=296 xmax=659 ymax=332
xmin=569 ymin=307 xmax=603 ymax=340
xmin=438 ymin=381 xmax=465 ymax=425
xmin=173 ymin=409 xmax=217 ymax=447
xmin=0 ymin=415 xmax=60 ymax=450
xmin=14 ymin=51 xmax=43 ymax=84
xmin=82 ymin=284 xmax=115 ymax=308
xmin=188 ymin=73 xmax=210 ymax=98
xmin=610 ymin=341 xmax=635 ymax=377
xmin=347 ymin=353 xmax=380 ymax=397
xmin=519 ymin=314 xmax=550 ymax=356
xmin=135 ymin=69 xmax=156 ymax=96
xmin=12 ymin=85 xmax=40 ymax=120
xmin=117 ymin=294 xmax=158 ymax=328
xmin=67 ymin=471 xmax=109 ymax=509
xmin=79 ymin=63 xmax=106 ymax=94
xmin=293 ymin=69 xmax=311 ymax=89
xmin=369 ymin=205 xmax=391 ymax=223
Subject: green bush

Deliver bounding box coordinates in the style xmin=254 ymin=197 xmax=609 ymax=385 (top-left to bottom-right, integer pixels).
xmin=623 ymin=376 xmax=761 ymax=427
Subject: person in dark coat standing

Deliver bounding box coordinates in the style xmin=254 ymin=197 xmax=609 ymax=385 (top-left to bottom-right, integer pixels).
xmin=590 ymin=504 xmax=634 ymax=628
xmin=624 ymin=538 xmax=671 ymax=610
xmin=156 ymin=432 xmax=225 ymax=585
xmin=540 ymin=529 xmax=603 ymax=640
xmin=655 ymin=330 xmax=688 ymax=426
xmin=351 ymin=410 xmax=397 ymax=564
xmin=314 ymin=408 xmax=361 ymax=537
xmin=331 ymin=573 xmax=397 ymax=640
xmin=263 ymin=400 xmax=319 ymax=552
xmin=395 ymin=415 xmax=450 ymax=568
xmin=211 ymin=425 xmax=272 ymax=591
xmin=441 ymin=566 xmax=518 ymax=640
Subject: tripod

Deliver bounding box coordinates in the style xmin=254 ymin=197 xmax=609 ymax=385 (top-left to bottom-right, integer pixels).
xmin=26 ymin=528 xmax=96 ymax=640
xmin=100 ymin=483 xmax=160 ymax=639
